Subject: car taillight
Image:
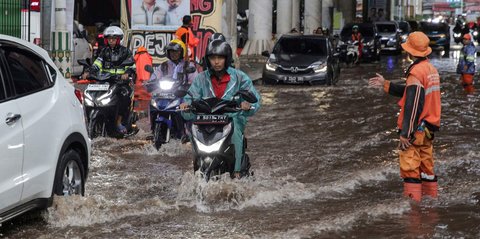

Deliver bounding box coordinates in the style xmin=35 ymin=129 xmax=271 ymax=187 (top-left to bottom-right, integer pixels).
xmin=74 ymin=89 xmax=83 ymax=104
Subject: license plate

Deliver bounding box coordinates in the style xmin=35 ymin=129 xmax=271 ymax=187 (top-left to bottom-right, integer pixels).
xmin=155 ymin=92 xmax=175 ymax=99
xmin=285 ymin=76 xmax=297 ymax=83
xmin=86 ymin=84 xmax=109 ymax=91
xmin=195 ymin=115 xmax=228 ymax=124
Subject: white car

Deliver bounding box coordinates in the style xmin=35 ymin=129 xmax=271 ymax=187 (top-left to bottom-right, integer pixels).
xmin=0 ymin=34 xmax=91 ymax=223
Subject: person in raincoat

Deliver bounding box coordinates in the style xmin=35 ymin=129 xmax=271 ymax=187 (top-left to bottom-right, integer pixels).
xmin=179 ymin=34 xmax=261 ymax=178
xmin=175 ymin=15 xmax=199 ymax=61
xmin=368 ymin=32 xmax=441 ymax=202
xmin=134 ymin=46 xmax=153 ymax=111
xmin=456 ymin=34 xmax=476 ymax=94
xmin=144 ymin=39 xmax=198 ymax=139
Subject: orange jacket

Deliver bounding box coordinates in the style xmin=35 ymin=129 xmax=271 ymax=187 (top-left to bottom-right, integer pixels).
xmin=134 ymin=46 xmax=152 ymax=103
xmin=384 ymin=59 xmax=441 ymax=137
xmin=175 ymin=26 xmax=200 ymax=60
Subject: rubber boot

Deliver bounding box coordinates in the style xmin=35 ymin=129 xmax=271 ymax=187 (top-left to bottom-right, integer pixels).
xmin=422 ymin=181 xmax=438 ymax=198
xmin=403 ymin=182 xmax=422 ymax=202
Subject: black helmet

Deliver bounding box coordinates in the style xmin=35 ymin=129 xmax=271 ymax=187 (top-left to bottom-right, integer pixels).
xmin=204 ymin=35 xmax=233 ymax=70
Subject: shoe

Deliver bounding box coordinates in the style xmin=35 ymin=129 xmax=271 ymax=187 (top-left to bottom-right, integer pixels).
xmin=181 ymin=135 xmax=190 ymax=144
xmin=116 ymin=124 xmax=127 ymax=134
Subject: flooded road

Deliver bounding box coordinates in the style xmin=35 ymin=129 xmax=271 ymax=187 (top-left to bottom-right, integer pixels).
xmin=2 ymin=50 xmax=480 ymax=238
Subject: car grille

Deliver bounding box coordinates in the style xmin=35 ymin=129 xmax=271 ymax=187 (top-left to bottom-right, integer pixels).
xmin=277 ymin=66 xmax=313 ymax=74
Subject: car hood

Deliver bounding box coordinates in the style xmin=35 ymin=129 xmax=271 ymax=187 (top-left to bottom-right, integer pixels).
xmin=378 ymin=32 xmax=396 ymax=38
xmin=270 ymin=54 xmax=327 ymax=67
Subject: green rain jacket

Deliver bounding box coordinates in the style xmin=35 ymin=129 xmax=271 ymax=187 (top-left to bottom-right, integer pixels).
xmin=182 ymin=67 xmax=261 ymax=120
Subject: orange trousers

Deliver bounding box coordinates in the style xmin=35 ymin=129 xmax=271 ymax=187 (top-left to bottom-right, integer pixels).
xmin=460 ymin=74 xmax=475 ymax=94
xmin=398 ymin=131 xmax=435 ymax=180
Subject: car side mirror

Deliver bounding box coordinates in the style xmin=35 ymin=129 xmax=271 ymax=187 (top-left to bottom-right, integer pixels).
xmin=261 ymin=50 xmax=270 ymax=57
xmin=235 ymin=90 xmax=258 ymax=103
xmin=144 ymin=65 xmax=154 ymax=73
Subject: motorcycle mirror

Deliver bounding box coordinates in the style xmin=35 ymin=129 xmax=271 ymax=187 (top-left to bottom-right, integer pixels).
xmin=120 ymin=59 xmax=135 ymax=67
xmin=78 ymin=59 xmax=90 ymax=67
xmin=144 ymin=65 xmax=154 ymax=73
xmin=236 ymin=90 xmax=258 ymax=103
xmin=185 ymin=66 xmax=196 ymax=74
xmin=174 ymin=87 xmax=190 ymax=98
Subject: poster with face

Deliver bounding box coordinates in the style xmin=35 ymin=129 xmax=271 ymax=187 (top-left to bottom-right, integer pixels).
xmin=129 ymin=0 xmax=190 ymax=31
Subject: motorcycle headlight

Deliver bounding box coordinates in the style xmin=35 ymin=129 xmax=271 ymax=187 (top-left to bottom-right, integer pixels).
xmin=365 ymin=40 xmax=375 ymax=46
xmin=265 ymin=61 xmax=278 ymax=71
xmin=100 ymin=98 xmax=111 ymax=106
xmin=159 ymin=81 xmax=175 ymax=90
xmin=84 ymin=98 xmax=94 ymax=106
xmin=196 ymin=136 xmax=227 ymax=153
xmin=474 ymin=31 xmax=478 ymax=36
xmin=454 ymin=33 xmax=461 ymax=37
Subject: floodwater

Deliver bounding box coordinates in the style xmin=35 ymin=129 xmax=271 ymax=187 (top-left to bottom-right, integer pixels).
xmin=1 ymin=50 xmax=480 ymax=238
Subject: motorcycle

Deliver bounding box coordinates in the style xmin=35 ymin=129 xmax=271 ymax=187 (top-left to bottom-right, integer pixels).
xmin=453 ymin=24 xmax=464 ymax=44
xmin=143 ymin=65 xmax=195 ymax=150
xmin=78 ymin=59 xmax=139 ymax=139
xmin=176 ymin=89 xmax=258 ymax=181
xmin=345 ymin=40 xmax=359 ymax=66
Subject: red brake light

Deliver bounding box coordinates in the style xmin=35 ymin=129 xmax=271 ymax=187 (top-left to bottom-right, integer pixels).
xmin=30 ymin=0 xmax=40 ymax=12
xmin=74 ymin=89 xmax=83 ymax=104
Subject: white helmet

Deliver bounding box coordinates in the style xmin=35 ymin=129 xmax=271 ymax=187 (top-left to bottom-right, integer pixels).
xmin=103 ymin=26 xmax=124 ymax=40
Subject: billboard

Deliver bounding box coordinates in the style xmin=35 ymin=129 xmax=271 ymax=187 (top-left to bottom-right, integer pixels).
xmin=129 ymin=0 xmax=190 ymax=31
xmin=128 ymin=0 xmax=222 ymax=64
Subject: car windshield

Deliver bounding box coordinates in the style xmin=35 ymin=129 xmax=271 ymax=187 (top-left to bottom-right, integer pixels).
xmin=273 ymin=37 xmax=327 ymax=56
xmin=420 ymin=23 xmax=447 ymax=33
xmin=376 ymin=24 xmax=397 ymax=33
xmin=399 ymin=22 xmax=409 ymax=32
xmin=340 ymin=25 xmax=375 ymax=38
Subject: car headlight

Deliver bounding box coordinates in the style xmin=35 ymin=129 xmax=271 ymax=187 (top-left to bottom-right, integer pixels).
xmin=310 ymin=62 xmax=327 ymax=73
xmin=159 ymin=81 xmax=175 ymax=90
xmin=265 ymin=61 xmax=278 ymax=71
xmin=438 ymin=34 xmax=446 ymax=38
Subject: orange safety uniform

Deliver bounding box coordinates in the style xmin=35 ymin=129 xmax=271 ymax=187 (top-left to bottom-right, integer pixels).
xmin=175 ymin=26 xmax=199 ymax=61
xmin=133 ymin=46 xmax=152 ymax=111
xmin=351 ymin=32 xmax=363 ymax=58
xmin=383 ymin=58 xmax=441 ymax=200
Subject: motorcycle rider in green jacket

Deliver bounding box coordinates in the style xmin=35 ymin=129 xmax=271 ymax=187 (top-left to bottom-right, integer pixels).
xmin=179 ymin=34 xmax=261 ymax=178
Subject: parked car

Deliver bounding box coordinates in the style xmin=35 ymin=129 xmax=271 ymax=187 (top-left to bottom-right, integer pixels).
xmin=0 ymin=34 xmax=90 ymax=223
xmin=72 ymin=21 xmax=93 ymax=77
xmin=398 ymin=21 xmax=411 ymax=43
xmin=419 ymin=21 xmax=450 ymax=52
xmin=338 ymin=23 xmax=381 ymax=62
xmin=261 ymin=34 xmax=340 ymax=85
xmin=375 ymin=21 xmax=402 ymax=53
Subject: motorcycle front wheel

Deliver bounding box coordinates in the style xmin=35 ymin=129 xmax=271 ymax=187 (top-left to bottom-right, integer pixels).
xmin=153 ymin=122 xmax=167 ymax=150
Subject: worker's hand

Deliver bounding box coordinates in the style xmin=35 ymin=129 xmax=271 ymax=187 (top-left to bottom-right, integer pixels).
xmin=368 ymin=73 xmax=385 ymax=89
xmin=121 ymin=73 xmax=129 ymax=80
xmin=240 ymin=102 xmax=251 ymax=111
xmin=82 ymin=72 xmax=89 ymax=79
xmin=179 ymin=102 xmax=190 ymax=110
xmin=398 ymin=135 xmax=411 ymax=151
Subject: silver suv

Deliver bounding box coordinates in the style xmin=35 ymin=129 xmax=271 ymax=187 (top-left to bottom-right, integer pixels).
xmin=0 ymin=34 xmax=91 ymax=223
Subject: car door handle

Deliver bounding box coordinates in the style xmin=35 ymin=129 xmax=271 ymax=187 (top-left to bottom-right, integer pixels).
xmin=5 ymin=113 xmax=21 ymax=125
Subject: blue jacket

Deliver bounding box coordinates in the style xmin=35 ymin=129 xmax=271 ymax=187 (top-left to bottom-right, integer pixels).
xmin=182 ymin=67 xmax=261 ymax=120
xmin=457 ymin=42 xmax=476 ymax=74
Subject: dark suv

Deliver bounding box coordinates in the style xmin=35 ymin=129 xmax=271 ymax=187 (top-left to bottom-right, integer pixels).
xmin=420 ymin=21 xmax=450 ymax=52
xmin=339 ymin=23 xmax=381 ymax=62
xmin=261 ymin=34 xmax=340 ymax=85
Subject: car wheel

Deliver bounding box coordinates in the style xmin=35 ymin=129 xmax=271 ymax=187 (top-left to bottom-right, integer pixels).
xmin=53 ymin=149 xmax=85 ymax=196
